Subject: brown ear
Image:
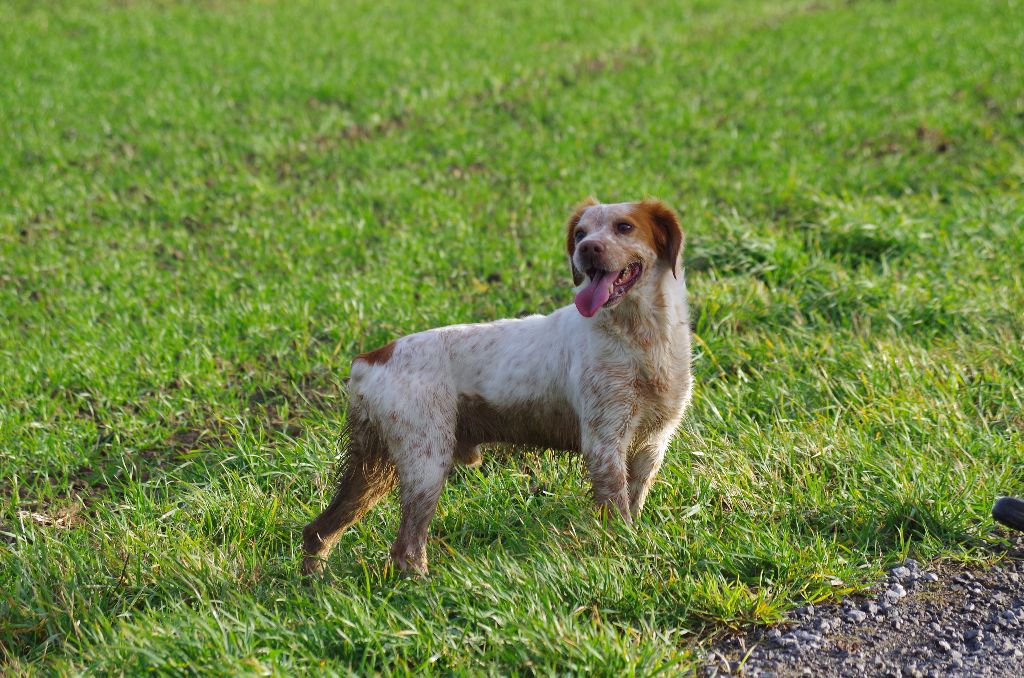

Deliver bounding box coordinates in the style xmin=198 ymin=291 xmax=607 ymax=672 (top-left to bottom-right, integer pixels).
xmin=566 ymin=196 xmax=599 ymax=286
xmin=639 ymin=198 xmax=683 ymax=278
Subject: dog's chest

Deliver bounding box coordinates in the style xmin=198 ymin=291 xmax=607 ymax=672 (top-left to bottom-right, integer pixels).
xmin=626 ymin=343 xmax=691 ymax=439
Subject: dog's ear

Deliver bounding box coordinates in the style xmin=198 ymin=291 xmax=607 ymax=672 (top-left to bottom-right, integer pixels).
xmin=566 ymin=197 xmax=599 ymax=286
xmin=639 ymin=198 xmax=683 ymax=278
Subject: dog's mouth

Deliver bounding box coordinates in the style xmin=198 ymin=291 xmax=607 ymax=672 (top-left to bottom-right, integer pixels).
xmin=574 ymin=261 xmax=643 ymax=318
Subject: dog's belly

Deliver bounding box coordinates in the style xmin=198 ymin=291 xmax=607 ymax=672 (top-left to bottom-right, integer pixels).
xmin=456 ymin=394 xmax=581 ymax=452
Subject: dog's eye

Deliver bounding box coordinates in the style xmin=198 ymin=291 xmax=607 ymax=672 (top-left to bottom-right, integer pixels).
xmin=574 ymin=230 xmax=586 ymax=242
xmin=616 ymin=222 xmax=634 ymax=234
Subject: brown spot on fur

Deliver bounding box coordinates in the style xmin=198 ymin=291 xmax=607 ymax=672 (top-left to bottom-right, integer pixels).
xmin=630 ymin=199 xmax=684 ymax=278
xmin=356 ymin=340 xmax=396 ymax=366
xmin=457 ymin=394 xmax=581 ymax=453
xmin=566 ymin=197 xmax=599 ymax=285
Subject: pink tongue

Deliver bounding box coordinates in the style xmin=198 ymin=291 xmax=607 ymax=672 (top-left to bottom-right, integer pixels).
xmin=574 ymin=270 xmax=619 ymax=317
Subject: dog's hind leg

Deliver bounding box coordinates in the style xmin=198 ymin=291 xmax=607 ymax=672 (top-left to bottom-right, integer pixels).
xmin=389 ymin=452 xmax=453 ymax=575
xmin=301 ymin=424 xmax=396 ymax=576
xmin=385 ymin=399 xmax=458 ymax=575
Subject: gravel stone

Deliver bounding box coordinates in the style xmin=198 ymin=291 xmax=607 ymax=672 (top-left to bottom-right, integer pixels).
xmin=891 ymin=566 xmax=912 ymax=580
xmin=701 ymin=539 xmax=1024 ymax=678
xmin=844 ymin=609 xmax=868 ymax=623
xmin=794 ymin=630 xmax=822 ymax=644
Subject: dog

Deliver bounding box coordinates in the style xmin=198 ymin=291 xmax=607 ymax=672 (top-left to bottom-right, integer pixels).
xmin=302 ymin=197 xmax=692 ymax=575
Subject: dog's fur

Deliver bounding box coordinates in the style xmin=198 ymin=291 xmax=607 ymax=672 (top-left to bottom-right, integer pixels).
xmin=302 ymin=198 xmax=692 ymax=575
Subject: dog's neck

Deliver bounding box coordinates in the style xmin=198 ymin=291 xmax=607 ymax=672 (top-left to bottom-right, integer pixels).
xmin=596 ymin=269 xmax=688 ymax=351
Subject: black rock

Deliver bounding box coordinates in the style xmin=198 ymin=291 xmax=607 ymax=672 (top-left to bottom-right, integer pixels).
xmin=993 ymin=497 xmax=1024 ymax=531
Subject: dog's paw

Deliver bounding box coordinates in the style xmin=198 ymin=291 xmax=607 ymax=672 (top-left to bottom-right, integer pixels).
xmin=596 ymin=501 xmax=633 ymax=527
xmin=301 ymin=555 xmax=328 ymax=577
xmin=389 ymin=545 xmax=429 ymax=577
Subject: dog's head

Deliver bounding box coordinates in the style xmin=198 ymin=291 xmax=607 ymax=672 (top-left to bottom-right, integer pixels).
xmin=565 ymin=197 xmax=683 ymax=318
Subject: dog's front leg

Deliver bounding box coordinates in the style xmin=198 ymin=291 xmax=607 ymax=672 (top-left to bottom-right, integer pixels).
xmin=580 ymin=410 xmax=634 ymax=525
xmin=627 ymin=438 xmax=669 ymax=519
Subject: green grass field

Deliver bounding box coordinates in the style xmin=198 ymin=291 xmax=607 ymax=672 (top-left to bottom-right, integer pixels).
xmin=2 ymin=0 xmax=1023 ymax=673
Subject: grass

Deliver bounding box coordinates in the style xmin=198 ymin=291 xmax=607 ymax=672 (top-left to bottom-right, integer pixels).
xmin=1 ymin=0 xmax=1023 ymax=673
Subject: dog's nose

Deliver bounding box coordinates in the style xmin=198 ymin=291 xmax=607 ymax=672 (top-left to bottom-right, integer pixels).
xmin=578 ymin=241 xmax=604 ymax=256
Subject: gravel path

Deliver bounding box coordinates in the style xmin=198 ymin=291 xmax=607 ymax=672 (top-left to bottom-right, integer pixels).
xmin=703 ymin=537 xmax=1024 ymax=677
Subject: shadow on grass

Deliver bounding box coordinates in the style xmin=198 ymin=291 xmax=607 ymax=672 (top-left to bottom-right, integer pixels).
xmin=8 ymin=360 xmax=346 ymax=515
xmin=803 ymin=495 xmax=989 ymax=556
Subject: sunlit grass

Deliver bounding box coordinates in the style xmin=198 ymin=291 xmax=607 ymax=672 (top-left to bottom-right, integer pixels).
xmin=2 ymin=0 xmax=1023 ymax=672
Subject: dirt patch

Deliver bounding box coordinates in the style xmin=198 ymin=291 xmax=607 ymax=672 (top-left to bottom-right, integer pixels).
xmin=703 ymin=535 xmax=1024 ymax=677
xmin=915 ymin=126 xmax=952 ymax=154
xmin=12 ymin=502 xmax=85 ymax=531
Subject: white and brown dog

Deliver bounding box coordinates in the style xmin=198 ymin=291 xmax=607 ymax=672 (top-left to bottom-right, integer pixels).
xmin=302 ymin=198 xmax=692 ymax=575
